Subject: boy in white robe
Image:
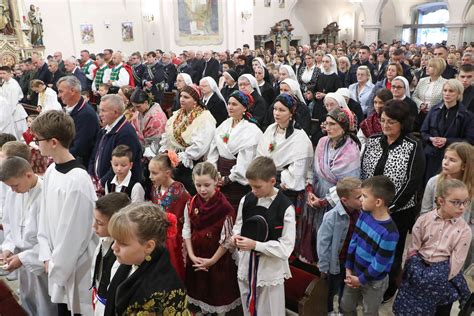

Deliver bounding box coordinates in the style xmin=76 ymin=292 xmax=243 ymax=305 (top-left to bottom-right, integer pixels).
xmin=0 ymin=66 xmax=27 ymax=139
xmin=0 ymin=155 xmax=56 ymax=315
xmin=31 ymin=110 xmax=98 ymax=316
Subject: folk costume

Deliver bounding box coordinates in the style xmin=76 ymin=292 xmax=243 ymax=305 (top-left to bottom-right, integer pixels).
xmin=131 ymin=102 xmax=167 ymax=148
xmin=104 ymin=170 xmax=145 ymax=203
xmin=207 ymin=91 xmax=262 ymax=210
xmin=91 ymin=64 xmax=109 ymax=93
xmin=183 ymin=190 xmax=240 ymax=313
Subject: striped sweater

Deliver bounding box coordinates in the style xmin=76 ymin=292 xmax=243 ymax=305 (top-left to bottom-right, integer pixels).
xmin=345 ymin=211 xmax=399 ymax=285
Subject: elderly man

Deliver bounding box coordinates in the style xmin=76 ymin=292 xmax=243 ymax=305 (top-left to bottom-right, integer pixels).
xmin=57 ymin=76 xmax=99 ymax=167
xmin=0 ymin=66 xmax=26 ymax=138
xmin=48 ymin=60 xmax=66 ymax=92
xmin=53 ymin=51 xmax=65 ymax=72
xmin=31 ymin=52 xmax=52 ymax=85
xmin=64 ymin=57 xmax=89 ymax=92
xmin=162 ymin=52 xmax=177 ymax=93
xmin=201 ymin=50 xmax=219 ymax=83
xmin=89 ymin=94 xmax=142 ymax=186
xmin=461 ymin=52 xmax=473 ymax=66
xmin=104 ymin=52 xmax=130 ymax=89
xmin=80 ymin=50 xmax=97 ymax=91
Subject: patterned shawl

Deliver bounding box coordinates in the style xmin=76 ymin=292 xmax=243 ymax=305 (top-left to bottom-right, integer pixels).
xmin=360 ymin=112 xmax=382 ymax=138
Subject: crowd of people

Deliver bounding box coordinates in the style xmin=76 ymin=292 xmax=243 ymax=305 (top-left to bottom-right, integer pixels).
xmin=0 ymin=39 xmax=472 ymax=316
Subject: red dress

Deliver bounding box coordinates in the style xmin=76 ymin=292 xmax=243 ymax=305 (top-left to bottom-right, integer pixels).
xmin=185 ymin=190 xmax=240 ymax=313
xmin=23 ymin=127 xmax=49 ymax=174
xmin=150 ymin=181 xmax=190 ymax=281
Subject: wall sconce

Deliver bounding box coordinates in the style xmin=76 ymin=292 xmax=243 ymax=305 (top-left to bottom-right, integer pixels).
xmin=104 ymin=21 xmax=111 ymax=29
xmin=143 ymin=14 xmax=154 ymax=22
xmin=241 ymin=10 xmax=252 ymax=21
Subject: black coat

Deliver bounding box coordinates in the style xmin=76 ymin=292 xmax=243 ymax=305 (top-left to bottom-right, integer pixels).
xmin=51 ymin=70 xmax=66 ymax=92
xmin=205 ymin=93 xmax=228 ymax=127
xmin=131 ymin=63 xmax=145 ymax=89
xmin=259 ymin=82 xmax=276 ymax=107
xmin=201 ymin=58 xmax=220 ymax=83
xmin=72 ymin=67 xmax=90 ymax=91
xmin=463 ymin=85 xmax=474 ymax=113
xmin=221 ymin=84 xmax=238 ymax=102
xmin=250 ymin=90 xmax=268 ymax=128
xmin=35 ymin=63 xmax=52 ymax=84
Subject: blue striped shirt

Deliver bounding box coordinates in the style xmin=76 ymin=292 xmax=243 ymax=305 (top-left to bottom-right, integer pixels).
xmin=345 ymin=211 xmax=399 ymax=285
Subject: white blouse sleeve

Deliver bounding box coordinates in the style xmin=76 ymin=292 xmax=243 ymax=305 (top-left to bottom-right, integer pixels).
xmin=182 ymin=203 xmax=191 ymax=239
xmin=112 ymin=68 xmax=130 ymax=87
xmin=229 ymin=144 xmax=258 ymax=185
xmin=158 ymin=132 xmax=169 ymax=153
xmin=179 ymin=121 xmax=215 ymax=168
xmin=232 ymin=197 xmax=245 ymax=236
xmin=206 ymin=136 xmax=219 ymax=168
xmin=131 ymin=183 xmax=146 ymax=203
xmin=280 ymin=157 xmax=311 ymax=191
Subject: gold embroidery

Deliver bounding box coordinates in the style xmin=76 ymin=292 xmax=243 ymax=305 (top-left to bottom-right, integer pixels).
xmin=172 ymin=107 xmax=205 ymax=148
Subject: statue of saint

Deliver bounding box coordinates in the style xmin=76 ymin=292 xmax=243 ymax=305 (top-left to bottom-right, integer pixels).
xmin=0 ymin=1 xmax=14 ymax=35
xmin=28 ymin=4 xmax=43 ymax=46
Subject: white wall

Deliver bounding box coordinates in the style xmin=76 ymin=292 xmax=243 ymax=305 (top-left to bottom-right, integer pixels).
xmin=34 ymin=0 xmax=146 ymax=57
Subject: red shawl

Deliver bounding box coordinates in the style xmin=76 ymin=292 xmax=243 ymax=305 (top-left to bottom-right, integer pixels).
xmin=360 ymin=112 xmax=382 ymax=138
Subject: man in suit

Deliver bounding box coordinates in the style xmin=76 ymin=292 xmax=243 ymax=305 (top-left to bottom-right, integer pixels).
xmin=161 ymin=52 xmax=177 ymax=93
xmin=458 ymin=64 xmax=473 ymax=113
xmin=130 ymin=52 xmax=145 ymax=89
xmin=31 ymin=52 xmax=52 ymax=85
xmin=47 ymin=60 xmax=66 ymax=92
xmin=432 ymin=45 xmax=458 ymax=79
xmin=64 ymin=57 xmax=89 ymax=92
xmin=200 ymin=50 xmax=220 ymax=83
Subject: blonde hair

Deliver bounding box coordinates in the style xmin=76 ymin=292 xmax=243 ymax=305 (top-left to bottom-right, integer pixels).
xmin=428 ymin=58 xmax=446 ymax=77
xmin=108 ymin=202 xmax=169 ymax=247
xmin=192 ymin=161 xmax=219 ymax=181
xmin=336 ymin=177 xmax=362 ymax=198
xmin=437 ymin=142 xmax=474 ymax=197
xmin=436 ymin=178 xmax=468 ymax=202
xmin=357 ymin=65 xmax=372 ymax=82
xmin=443 ymin=79 xmax=464 ymax=101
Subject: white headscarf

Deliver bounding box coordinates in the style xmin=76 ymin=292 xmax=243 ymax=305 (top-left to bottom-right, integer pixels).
xmin=392 ymin=76 xmax=411 ymax=98
xmin=321 ymin=54 xmax=338 ymax=75
xmin=177 ymin=73 xmax=193 ymax=86
xmin=201 ymin=76 xmax=227 ymax=105
xmin=253 ymin=57 xmax=266 ymax=68
xmin=280 ymin=65 xmax=297 ymax=81
xmin=324 ymin=92 xmax=349 ymax=109
xmin=238 ymin=74 xmax=261 ymax=95
xmin=281 ymin=78 xmax=306 ymax=104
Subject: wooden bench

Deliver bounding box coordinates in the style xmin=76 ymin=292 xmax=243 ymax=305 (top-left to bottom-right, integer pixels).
xmin=285 ymin=264 xmax=328 ymax=316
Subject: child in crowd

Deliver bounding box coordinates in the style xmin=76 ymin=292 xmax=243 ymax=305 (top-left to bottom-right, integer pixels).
xmin=183 ymin=162 xmax=240 ymax=314
xmin=393 ymin=179 xmax=472 ymax=315
xmin=23 ymin=114 xmax=50 ymax=174
xmin=81 ymin=91 xmax=91 ymax=103
xmin=232 ymin=156 xmax=296 ymax=316
xmin=422 ymin=142 xmax=473 ymax=223
xmin=91 ymin=192 xmax=131 ymax=316
xmin=98 ymin=83 xmax=111 ymax=97
xmin=149 ymin=152 xmax=190 ymax=281
xmin=104 ymin=145 xmax=145 ymax=202
xmin=104 ymin=202 xmax=189 ymax=315
xmin=340 ymin=175 xmax=399 ymax=315
xmin=0 ymin=133 xmax=16 ymax=255
xmin=0 ymin=156 xmax=56 ymax=315
xmin=317 ymin=177 xmax=362 ymax=314
xmin=31 ymin=110 xmax=98 ymax=315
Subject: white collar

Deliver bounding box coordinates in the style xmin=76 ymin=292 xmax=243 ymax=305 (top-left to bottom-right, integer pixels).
xmin=105 ymin=115 xmax=124 ymax=133
xmin=111 ymin=170 xmax=132 ymax=187
xmin=203 ymin=92 xmax=214 ymax=104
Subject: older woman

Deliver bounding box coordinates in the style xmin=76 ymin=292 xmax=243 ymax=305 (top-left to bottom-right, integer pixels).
xmin=358 ymin=88 xmax=393 ymax=147
xmin=311 ymin=92 xmax=349 ymax=145
xmin=172 ymin=73 xmax=193 ymax=112
xmin=368 ymin=63 xmax=402 ymax=111
xmin=279 ymin=64 xmax=297 ymax=81
xmin=421 ymin=79 xmax=474 ymax=182
xmin=207 ymin=91 xmax=263 ymax=210
xmin=257 ymin=93 xmax=313 ymax=206
xmin=348 ymin=65 xmax=375 ymax=116
xmin=159 ymin=85 xmax=216 ymax=194
xmin=264 ymin=78 xmax=311 ymax=133
xmin=298 ymin=53 xmax=320 ymax=92
xmin=299 ymin=107 xmax=361 ymax=264
xmin=314 ymin=54 xmax=343 ymax=113
xmin=220 ymin=69 xmax=239 ymax=102
xmin=30 ymin=79 xmax=62 ymax=112
xmin=412 ymin=58 xmax=447 ymax=115
xmin=390 ymin=76 xmax=419 ymax=131
xmin=255 ymin=65 xmax=276 ymax=107
xmin=199 ymin=76 xmax=228 ymax=126
xmin=361 ymin=99 xmax=425 ymax=301
xmin=130 ymin=89 xmax=167 ymax=148
xmin=238 ymin=74 xmax=268 ymax=127
xmin=337 ymin=56 xmax=350 ymax=86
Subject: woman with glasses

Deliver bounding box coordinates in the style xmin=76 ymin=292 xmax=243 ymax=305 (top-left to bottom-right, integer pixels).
xmin=237 ymin=74 xmax=268 ymax=127
xmin=361 ymin=99 xmax=425 ymax=302
xmin=390 ymin=76 xmax=419 ymax=131
xmin=297 ymin=53 xmax=320 ymax=92
xmin=368 ymin=63 xmax=402 ymax=111
xmin=420 ymin=79 xmax=474 ymax=183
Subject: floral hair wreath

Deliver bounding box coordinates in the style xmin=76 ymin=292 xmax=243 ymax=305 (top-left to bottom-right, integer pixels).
xmin=166 ymin=150 xmax=179 ymax=168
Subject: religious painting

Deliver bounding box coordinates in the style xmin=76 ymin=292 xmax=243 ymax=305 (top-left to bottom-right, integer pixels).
xmin=279 ymin=0 xmax=285 ymax=8
xmin=264 ymin=0 xmax=271 ymax=7
xmin=0 ymin=0 xmax=15 ymax=36
xmin=121 ymin=22 xmax=133 ymax=41
xmin=175 ymin=0 xmax=223 ymax=46
xmin=80 ymin=24 xmax=94 ymax=43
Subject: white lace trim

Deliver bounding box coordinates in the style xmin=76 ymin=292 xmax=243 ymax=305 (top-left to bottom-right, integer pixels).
xmin=187 ymin=296 xmax=242 ymax=313
xmin=237 ymin=273 xmax=292 ymax=287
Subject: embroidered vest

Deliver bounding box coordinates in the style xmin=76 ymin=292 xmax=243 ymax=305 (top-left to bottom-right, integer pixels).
xmin=95 ymin=66 xmax=107 ymax=89
xmin=82 ymin=60 xmax=93 ymax=75
xmin=106 ymin=177 xmax=139 ymax=199
xmin=110 ymin=65 xmax=123 ymax=82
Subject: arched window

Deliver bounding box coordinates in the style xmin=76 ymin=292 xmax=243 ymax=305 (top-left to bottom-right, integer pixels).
xmin=402 ymin=3 xmax=449 ymax=44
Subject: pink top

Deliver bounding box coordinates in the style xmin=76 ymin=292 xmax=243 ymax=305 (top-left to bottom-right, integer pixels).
xmin=409 ymin=209 xmax=472 ymax=279
xmin=131 ymin=103 xmax=167 ymax=146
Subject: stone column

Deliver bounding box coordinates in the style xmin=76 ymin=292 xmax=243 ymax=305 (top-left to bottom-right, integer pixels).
xmin=446 ymin=23 xmax=466 ymax=47
xmin=362 ymin=24 xmax=381 ymax=44
xmin=357 ymin=0 xmax=388 ymax=43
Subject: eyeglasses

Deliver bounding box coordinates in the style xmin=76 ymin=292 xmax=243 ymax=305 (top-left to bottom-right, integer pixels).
xmin=33 ymin=137 xmax=51 ymax=146
xmin=447 ymin=199 xmax=472 ymax=208
xmin=391 ymin=85 xmax=404 ymax=90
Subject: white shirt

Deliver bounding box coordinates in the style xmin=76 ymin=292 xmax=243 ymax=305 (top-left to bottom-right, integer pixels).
xmin=105 ymin=170 xmax=145 ymax=203
xmin=104 ymin=63 xmax=130 ymax=87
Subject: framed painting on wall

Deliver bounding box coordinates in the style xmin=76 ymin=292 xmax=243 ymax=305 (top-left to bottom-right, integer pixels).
xmin=175 ymin=0 xmax=223 ymax=46
xmin=80 ymin=24 xmax=94 ymax=43
xmin=121 ymin=22 xmax=134 ymax=41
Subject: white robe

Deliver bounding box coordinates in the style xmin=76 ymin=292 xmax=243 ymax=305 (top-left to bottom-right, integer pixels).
xmin=38 ymin=163 xmax=98 ymax=315
xmin=0 ymin=78 xmax=27 ymax=139
xmin=256 ymin=123 xmax=313 ymax=191
xmin=38 ymin=87 xmax=62 ymax=112
xmin=207 ymin=118 xmax=262 ymax=185
xmin=1 ymin=178 xmax=56 ymax=315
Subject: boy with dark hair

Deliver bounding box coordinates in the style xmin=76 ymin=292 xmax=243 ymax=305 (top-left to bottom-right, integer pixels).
xmin=0 ymin=156 xmax=56 ymax=315
xmin=317 ymin=177 xmax=362 ymax=314
xmin=232 ymin=156 xmax=296 ymax=316
xmin=104 ymin=145 xmax=145 ymax=202
xmin=340 ymin=175 xmax=399 ymax=315
xmin=31 ymin=110 xmax=97 ymax=315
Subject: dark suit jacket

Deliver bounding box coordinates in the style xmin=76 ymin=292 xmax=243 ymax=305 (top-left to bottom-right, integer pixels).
xmin=201 ymin=58 xmax=220 ymax=83
xmin=72 ymin=67 xmax=90 ymax=91
xmin=51 ymin=70 xmax=66 ymax=92
xmin=132 ymin=63 xmax=145 ymax=89
xmin=163 ymin=63 xmax=177 ymax=92
xmin=463 ymin=86 xmax=474 ymax=113
xmin=205 ymin=93 xmax=228 ymax=127
xmin=35 ymin=63 xmax=52 ymax=84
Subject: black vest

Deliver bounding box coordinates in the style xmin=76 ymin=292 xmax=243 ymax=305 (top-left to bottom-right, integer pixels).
xmin=242 ymin=190 xmax=291 ymax=241
xmin=92 ymin=242 xmax=116 ymax=298
xmin=106 ymin=177 xmax=139 ymax=199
